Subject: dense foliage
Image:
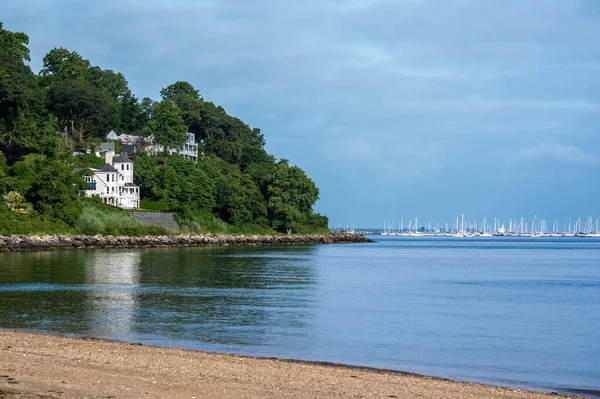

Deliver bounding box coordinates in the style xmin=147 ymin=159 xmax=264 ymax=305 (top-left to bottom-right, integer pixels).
xmin=0 ymin=22 xmax=328 ymax=234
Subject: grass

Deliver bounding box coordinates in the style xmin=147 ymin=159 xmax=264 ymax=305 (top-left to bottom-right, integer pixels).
xmin=75 ymin=204 xmax=171 ymax=236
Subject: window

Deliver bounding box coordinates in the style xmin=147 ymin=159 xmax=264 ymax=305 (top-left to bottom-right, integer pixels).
xmin=121 ymin=164 xmax=124 ymax=170
xmin=127 ymin=164 xmax=129 ymax=171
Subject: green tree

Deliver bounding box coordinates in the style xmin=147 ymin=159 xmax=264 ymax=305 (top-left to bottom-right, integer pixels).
xmin=207 ymin=157 xmax=267 ymax=226
xmin=267 ymin=161 xmax=320 ymax=234
xmin=47 ymin=79 xmax=116 ymax=140
xmin=92 ymin=68 xmax=130 ymax=101
xmin=154 ymin=156 xmax=215 ymax=218
xmin=0 ymin=22 xmax=36 ymax=141
xmin=132 ymin=151 xmax=159 ymax=199
xmin=160 ymin=81 xmax=200 ymax=100
xmin=119 ymin=93 xmax=148 ymax=134
xmin=160 ymin=81 xmax=202 ymax=134
xmin=6 ymin=153 xmax=47 ymax=194
xmin=26 ymin=163 xmax=87 ymax=226
xmin=0 ymin=22 xmax=30 ymax=62
xmin=144 ymin=100 xmax=187 ymax=156
xmin=39 ymin=47 xmax=91 ymax=85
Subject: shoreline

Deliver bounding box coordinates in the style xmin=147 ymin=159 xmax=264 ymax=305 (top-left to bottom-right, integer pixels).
xmin=0 ymin=330 xmax=590 ymax=399
xmin=0 ymin=232 xmax=373 ymax=252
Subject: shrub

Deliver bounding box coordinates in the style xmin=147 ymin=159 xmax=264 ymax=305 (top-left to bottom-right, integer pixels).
xmin=74 ymin=204 xmax=171 ymax=236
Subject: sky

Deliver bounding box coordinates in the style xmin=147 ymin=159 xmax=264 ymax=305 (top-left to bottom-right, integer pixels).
xmin=3 ymin=0 xmax=600 ymax=228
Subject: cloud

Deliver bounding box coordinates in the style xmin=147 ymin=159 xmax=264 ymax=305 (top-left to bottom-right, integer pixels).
xmin=324 ymin=136 xmax=448 ymax=179
xmin=514 ymin=142 xmax=600 ymax=165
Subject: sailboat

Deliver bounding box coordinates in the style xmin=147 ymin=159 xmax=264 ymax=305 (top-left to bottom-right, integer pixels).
xmin=410 ymin=217 xmax=424 ymax=237
xmin=481 ymin=217 xmax=493 ymax=237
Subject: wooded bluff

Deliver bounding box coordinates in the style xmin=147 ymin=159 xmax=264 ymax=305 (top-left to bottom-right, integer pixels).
xmin=0 ymin=22 xmax=329 ymax=235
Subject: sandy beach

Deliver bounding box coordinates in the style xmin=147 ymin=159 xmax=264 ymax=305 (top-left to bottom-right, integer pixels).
xmin=0 ymin=331 xmax=587 ymax=399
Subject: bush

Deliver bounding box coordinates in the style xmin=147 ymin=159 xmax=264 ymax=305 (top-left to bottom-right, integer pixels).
xmin=0 ymin=204 xmax=72 ymax=235
xmin=76 ymin=209 xmax=105 ymax=235
xmin=140 ymin=199 xmax=170 ymax=211
xmin=75 ymin=204 xmax=171 ymax=236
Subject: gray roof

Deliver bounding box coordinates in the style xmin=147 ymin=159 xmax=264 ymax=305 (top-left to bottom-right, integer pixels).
xmin=122 ymin=144 xmax=136 ymax=153
xmin=100 ymin=163 xmax=118 ymax=173
xmin=114 ymin=153 xmax=132 ymax=163
xmin=124 ymin=183 xmax=139 ymax=187
xmin=99 ymin=142 xmax=115 ymax=152
xmin=106 ymin=130 xmax=119 ymax=140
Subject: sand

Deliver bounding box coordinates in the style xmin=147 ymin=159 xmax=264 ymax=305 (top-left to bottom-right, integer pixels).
xmin=0 ymin=331 xmax=586 ymax=399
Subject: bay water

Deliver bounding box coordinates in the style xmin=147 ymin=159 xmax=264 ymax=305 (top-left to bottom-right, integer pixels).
xmin=0 ymin=236 xmax=598 ymax=395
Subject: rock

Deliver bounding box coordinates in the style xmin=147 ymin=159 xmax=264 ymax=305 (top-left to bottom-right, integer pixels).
xmin=0 ymin=233 xmax=372 ymax=252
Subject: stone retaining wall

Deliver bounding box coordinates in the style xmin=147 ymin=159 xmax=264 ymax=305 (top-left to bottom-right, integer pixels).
xmin=0 ymin=233 xmax=373 ymax=252
xmin=130 ymin=212 xmax=180 ymax=232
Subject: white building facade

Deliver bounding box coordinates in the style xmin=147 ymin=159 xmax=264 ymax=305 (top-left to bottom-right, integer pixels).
xmin=80 ymin=152 xmax=140 ymax=209
xmin=180 ymin=133 xmax=199 ymax=163
xmin=104 ymin=130 xmax=199 ymax=163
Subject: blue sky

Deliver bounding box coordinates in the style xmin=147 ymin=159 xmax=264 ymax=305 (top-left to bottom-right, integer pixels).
xmin=3 ymin=0 xmax=599 ymax=228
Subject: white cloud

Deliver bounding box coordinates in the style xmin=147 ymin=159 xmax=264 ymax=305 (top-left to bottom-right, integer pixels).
xmin=515 ymin=142 xmax=600 ymax=165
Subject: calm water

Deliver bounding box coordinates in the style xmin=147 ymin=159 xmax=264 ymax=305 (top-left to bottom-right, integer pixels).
xmin=0 ymin=237 xmax=599 ymax=395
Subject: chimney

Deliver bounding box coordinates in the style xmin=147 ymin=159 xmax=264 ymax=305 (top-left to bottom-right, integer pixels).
xmin=105 ymin=149 xmax=114 ymax=165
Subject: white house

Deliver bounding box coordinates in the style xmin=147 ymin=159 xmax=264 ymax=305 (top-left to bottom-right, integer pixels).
xmin=78 ymin=151 xmax=140 ymax=209
xmin=104 ymin=130 xmax=199 ymax=163
xmin=180 ymin=133 xmax=199 ymax=163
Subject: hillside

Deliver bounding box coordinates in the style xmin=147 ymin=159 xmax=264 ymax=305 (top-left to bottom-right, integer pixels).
xmin=0 ymin=22 xmax=328 ymax=235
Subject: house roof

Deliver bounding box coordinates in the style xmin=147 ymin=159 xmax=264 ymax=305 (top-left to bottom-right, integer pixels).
xmin=122 ymin=144 xmax=136 ymax=153
xmin=114 ymin=153 xmax=132 ymax=163
xmin=124 ymin=183 xmax=139 ymax=187
xmin=99 ymin=163 xmax=118 ymax=173
xmin=99 ymin=142 xmax=115 ymax=152
xmin=119 ymin=134 xmax=144 ymax=144
xmin=106 ymin=130 xmax=119 ymax=141
xmin=72 ymin=167 xmax=98 ymax=175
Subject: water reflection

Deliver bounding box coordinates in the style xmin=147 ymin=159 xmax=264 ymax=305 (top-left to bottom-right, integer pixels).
xmin=84 ymin=251 xmax=141 ymax=340
xmin=131 ymin=246 xmax=319 ymax=352
xmin=0 ymin=246 xmax=319 ymax=350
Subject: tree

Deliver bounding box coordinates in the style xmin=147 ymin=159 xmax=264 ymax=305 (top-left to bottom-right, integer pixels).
xmin=132 ymin=151 xmax=159 ymax=199
xmin=119 ymin=93 xmax=147 ymax=134
xmin=160 ymin=81 xmax=202 ymax=134
xmin=154 ymin=156 xmax=215 ymax=218
xmin=0 ymin=22 xmax=30 ymax=62
xmin=160 ymin=81 xmax=200 ymax=100
xmin=92 ymin=68 xmax=130 ymax=101
xmin=27 ymin=163 xmax=86 ymax=226
xmin=139 ymin=97 xmax=156 ymax=118
xmin=0 ymin=23 xmax=36 ymax=131
xmin=206 ymin=157 xmax=267 ymax=226
xmin=144 ymin=100 xmax=187 ymax=156
xmin=267 ymin=161 xmax=320 ymax=233
xmin=47 ymin=79 xmax=116 ymax=140
xmin=39 ymin=47 xmax=91 ymax=85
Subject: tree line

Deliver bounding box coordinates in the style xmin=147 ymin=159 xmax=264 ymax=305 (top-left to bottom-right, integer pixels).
xmin=0 ymin=22 xmax=328 ymax=234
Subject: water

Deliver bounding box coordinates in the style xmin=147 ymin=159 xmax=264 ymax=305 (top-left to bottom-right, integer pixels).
xmin=0 ymin=236 xmax=598 ymax=395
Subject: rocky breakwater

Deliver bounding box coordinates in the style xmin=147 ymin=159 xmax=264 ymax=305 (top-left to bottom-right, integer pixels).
xmin=0 ymin=233 xmax=373 ymax=252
